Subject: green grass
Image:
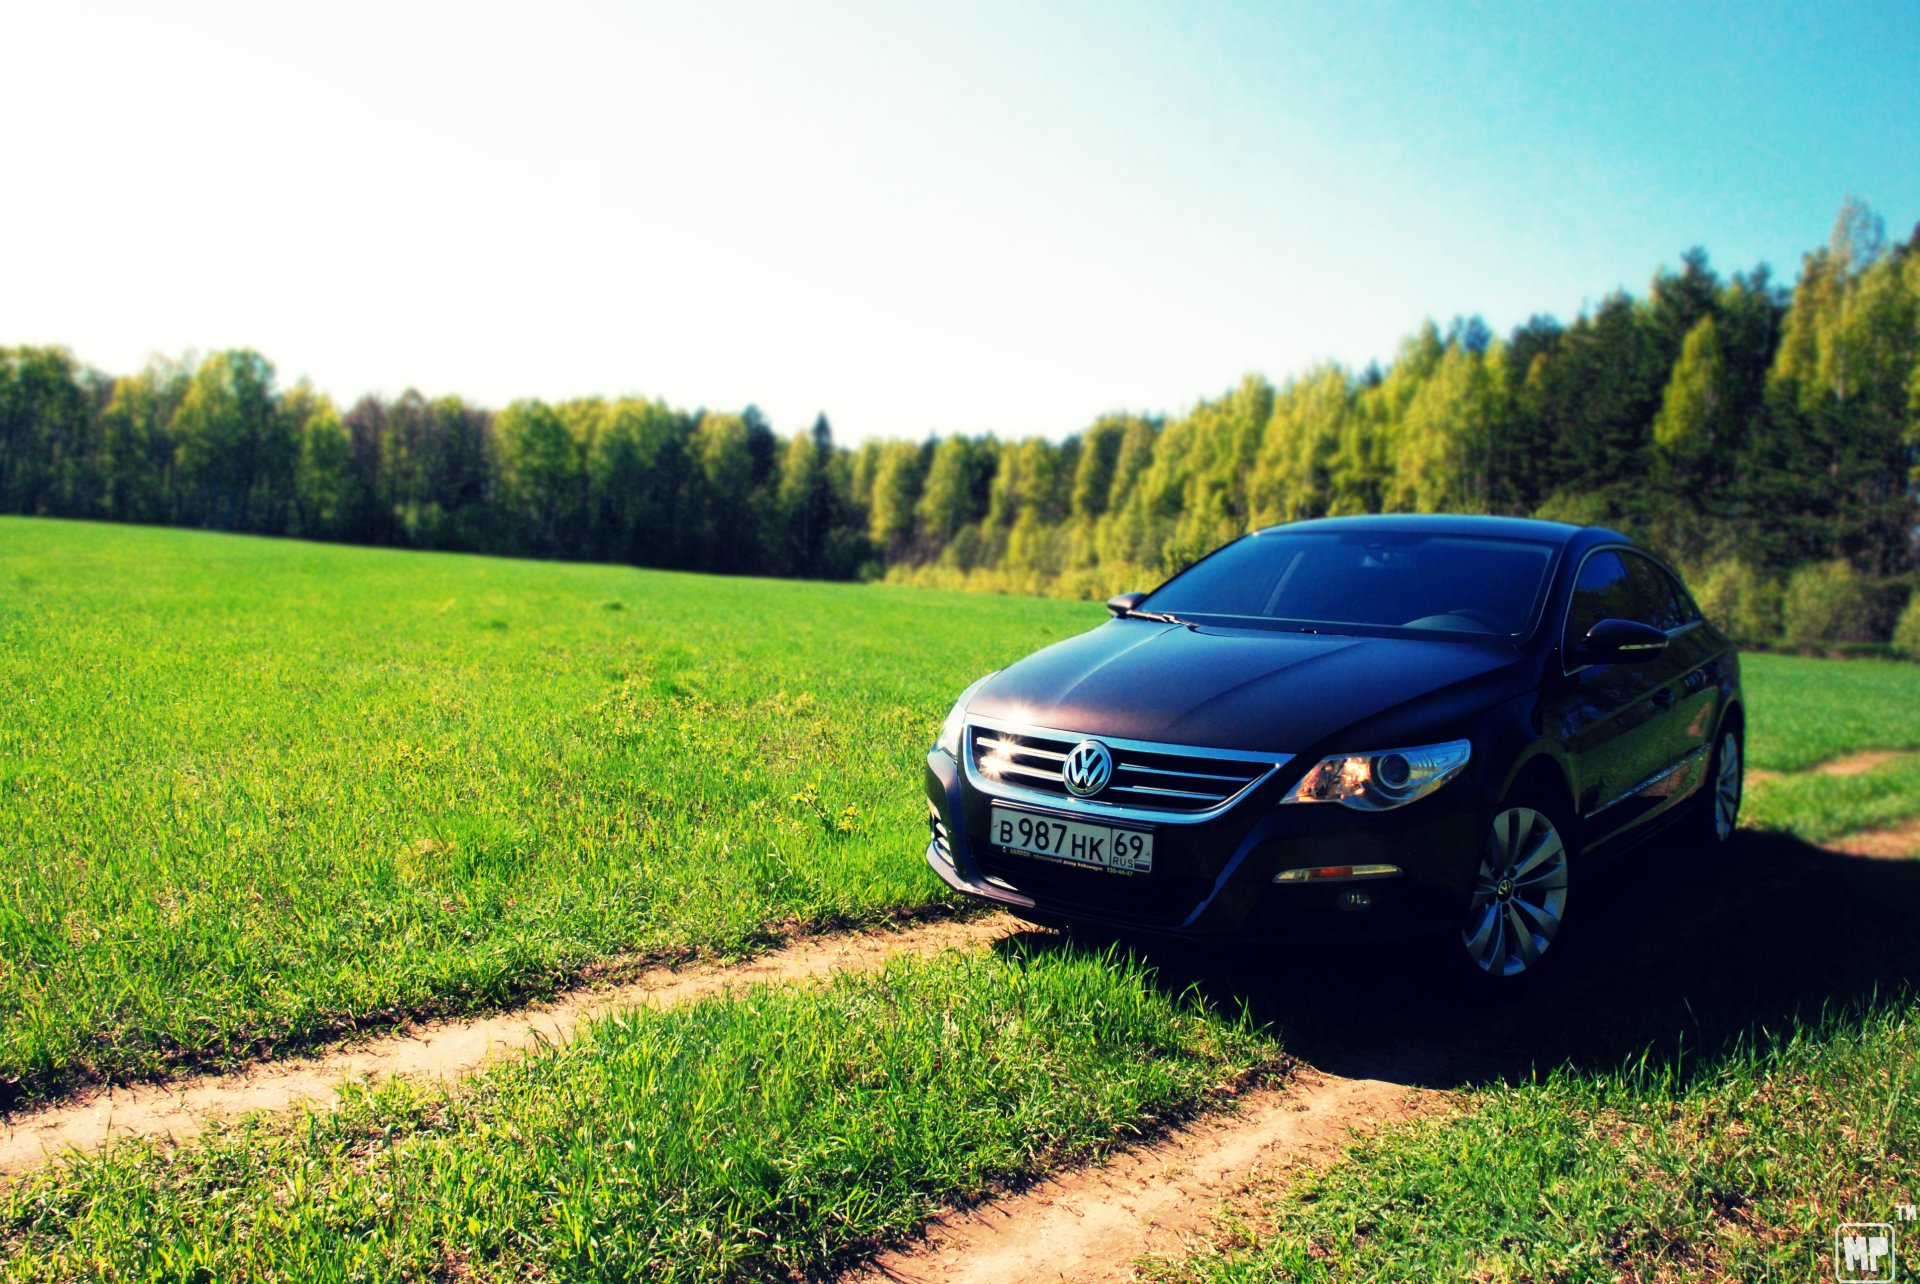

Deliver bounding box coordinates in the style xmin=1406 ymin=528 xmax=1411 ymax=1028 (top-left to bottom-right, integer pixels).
xmin=5 ymin=520 xmax=1920 ymax=1103
xmin=8 ymin=517 xmax=1920 ymax=1281
xmin=1742 ymin=652 xmax=1920 ymax=773
xmin=1150 ymin=997 xmax=1918 ymax=1282
xmin=1744 ymin=752 xmax=1920 ymax=842
xmin=0 ymin=944 xmax=1283 ymax=1283
xmin=0 ymin=518 xmax=1096 ymax=1101
xmin=1737 ymin=653 xmax=1920 ymax=844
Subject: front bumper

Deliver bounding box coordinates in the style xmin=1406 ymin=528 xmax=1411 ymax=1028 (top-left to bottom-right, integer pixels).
xmin=924 ymin=747 xmax=1483 ymax=943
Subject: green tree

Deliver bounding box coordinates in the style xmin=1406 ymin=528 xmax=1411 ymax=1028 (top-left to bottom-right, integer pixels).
xmin=866 ymin=440 xmax=925 ymax=558
xmin=100 ymin=359 xmax=187 ymax=523
xmin=685 ymin=412 xmax=756 ymax=572
xmin=918 ymin=435 xmax=993 ymax=551
xmin=776 ymin=415 xmax=840 ymax=576
xmin=287 ymin=385 xmax=353 ymax=539
xmin=1386 ymin=340 xmax=1504 ymax=513
xmin=1652 ymin=315 xmax=1734 ymax=496
xmin=495 ymin=399 xmax=583 ymax=556
xmin=1757 ymin=200 xmax=1919 ymax=573
xmin=0 ymin=346 xmax=97 ymax=518
xmin=589 ymin=398 xmax=687 ymax=567
xmin=170 ymin=350 xmax=283 ymax=531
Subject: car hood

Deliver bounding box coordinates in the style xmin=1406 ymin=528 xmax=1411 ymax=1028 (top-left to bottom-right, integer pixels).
xmin=968 ymin=619 xmax=1533 ymax=754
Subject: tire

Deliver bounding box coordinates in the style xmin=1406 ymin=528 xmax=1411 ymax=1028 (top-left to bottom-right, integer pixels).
xmin=1456 ymin=800 xmax=1573 ymax=983
xmin=1690 ymin=724 xmax=1744 ymax=853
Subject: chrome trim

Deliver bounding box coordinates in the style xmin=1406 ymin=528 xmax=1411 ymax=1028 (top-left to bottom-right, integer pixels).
xmin=1582 ymin=743 xmax=1708 ymax=820
xmin=963 ymin=715 xmax=1290 ymax=825
xmin=993 ymin=762 xmax=1062 ymax=785
xmin=1108 ymin=783 xmax=1217 ymax=801
xmin=976 ymin=736 xmax=1066 ymax=762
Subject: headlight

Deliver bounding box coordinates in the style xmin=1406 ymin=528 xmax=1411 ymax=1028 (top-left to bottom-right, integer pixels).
xmin=1281 ymin=739 xmax=1471 ymax=811
xmin=933 ymin=672 xmax=996 ymax=759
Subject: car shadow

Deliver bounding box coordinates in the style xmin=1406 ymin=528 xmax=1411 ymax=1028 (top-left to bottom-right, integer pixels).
xmin=992 ymin=830 xmax=1920 ymax=1091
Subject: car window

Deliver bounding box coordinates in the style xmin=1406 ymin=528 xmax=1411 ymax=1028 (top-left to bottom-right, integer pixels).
xmin=1565 ymin=551 xmax=1638 ymax=645
xmin=1566 ymin=548 xmax=1692 ymax=651
xmin=1652 ymin=558 xmax=1703 ymax=625
xmin=1624 ymin=554 xmax=1687 ymax=631
xmin=1140 ymin=531 xmax=1557 ymax=636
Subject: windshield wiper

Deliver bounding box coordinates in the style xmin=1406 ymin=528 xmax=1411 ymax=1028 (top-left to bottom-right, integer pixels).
xmin=1126 ymin=608 xmax=1192 ymax=626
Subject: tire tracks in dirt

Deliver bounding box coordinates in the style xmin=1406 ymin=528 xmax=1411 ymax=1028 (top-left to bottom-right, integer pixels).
xmin=848 ymin=1069 xmax=1438 ymax=1284
xmin=0 ymin=912 xmax=1022 ymax=1177
xmin=1826 ymin=816 xmax=1920 ymax=859
xmin=1745 ymin=749 xmax=1920 ymax=857
xmin=1746 ymin=747 xmax=1913 ymax=785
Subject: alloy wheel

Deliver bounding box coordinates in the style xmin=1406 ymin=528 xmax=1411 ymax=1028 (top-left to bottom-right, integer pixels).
xmin=1462 ymin=806 xmax=1570 ymax=978
xmin=1712 ymin=731 xmax=1742 ymax=842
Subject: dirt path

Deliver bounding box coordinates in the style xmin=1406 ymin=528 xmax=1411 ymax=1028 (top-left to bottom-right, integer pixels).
xmin=849 ymin=1070 xmax=1436 ymax=1284
xmin=1747 ymin=747 xmax=1912 ymax=785
xmin=0 ymin=912 xmax=1020 ymax=1177
xmin=1827 ymin=816 xmax=1920 ymax=859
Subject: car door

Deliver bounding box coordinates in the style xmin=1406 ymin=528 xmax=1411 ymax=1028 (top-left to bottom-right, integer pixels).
xmin=1622 ymin=553 xmax=1720 ymax=815
xmin=1554 ymin=549 xmax=1690 ymax=843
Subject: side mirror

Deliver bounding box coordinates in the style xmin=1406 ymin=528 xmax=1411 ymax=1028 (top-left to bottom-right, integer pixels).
xmin=1578 ymin=618 xmax=1668 ymax=665
xmin=1106 ymin=591 xmax=1147 ymax=618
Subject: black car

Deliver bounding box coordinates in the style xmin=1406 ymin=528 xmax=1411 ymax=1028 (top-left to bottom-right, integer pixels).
xmin=923 ymin=515 xmax=1744 ymax=980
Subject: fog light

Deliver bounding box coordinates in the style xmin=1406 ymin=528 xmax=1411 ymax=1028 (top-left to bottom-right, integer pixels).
xmin=1272 ymin=863 xmax=1401 ymax=883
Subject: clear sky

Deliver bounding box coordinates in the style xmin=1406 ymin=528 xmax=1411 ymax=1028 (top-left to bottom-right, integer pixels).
xmin=5 ymin=0 xmax=1916 ymax=443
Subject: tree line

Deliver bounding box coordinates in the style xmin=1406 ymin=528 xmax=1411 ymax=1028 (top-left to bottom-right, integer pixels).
xmin=3 ymin=199 xmax=1917 ymax=644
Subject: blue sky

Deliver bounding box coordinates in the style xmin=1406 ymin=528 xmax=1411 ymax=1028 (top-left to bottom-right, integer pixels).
xmin=3 ymin=0 xmax=1915 ymax=442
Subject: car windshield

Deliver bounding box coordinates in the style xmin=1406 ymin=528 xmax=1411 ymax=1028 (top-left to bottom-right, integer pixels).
xmin=1139 ymin=530 xmax=1558 ymax=637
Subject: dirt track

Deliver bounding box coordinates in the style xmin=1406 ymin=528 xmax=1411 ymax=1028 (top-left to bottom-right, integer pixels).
xmin=1829 ymin=815 xmax=1920 ymax=858
xmin=8 ymin=820 xmax=1918 ymax=1280
xmin=849 ymin=1071 xmax=1435 ymax=1284
xmin=0 ymin=912 xmax=1021 ymax=1176
xmin=1746 ymin=747 xmax=1912 ymax=784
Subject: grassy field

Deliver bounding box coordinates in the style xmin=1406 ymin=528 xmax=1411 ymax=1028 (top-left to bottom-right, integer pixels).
xmin=0 ymin=945 xmax=1282 ymax=1281
xmin=0 ymin=518 xmax=1097 ymax=1100
xmin=1152 ymin=999 xmax=1919 ymax=1282
xmin=5 ymin=519 xmax=1920 ymax=1279
xmin=5 ymin=519 xmax=1920 ymax=1104
xmin=1741 ymin=651 xmax=1920 ymax=772
xmin=1744 ymin=751 xmax=1920 ymax=840
xmin=1737 ymin=652 xmax=1920 ymax=841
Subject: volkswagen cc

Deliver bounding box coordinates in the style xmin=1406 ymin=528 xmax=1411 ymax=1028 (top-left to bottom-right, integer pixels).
xmin=923 ymin=515 xmax=1744 ymax=981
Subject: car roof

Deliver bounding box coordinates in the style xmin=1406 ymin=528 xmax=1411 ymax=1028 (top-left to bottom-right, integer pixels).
xmin=1251 ymin=513 xmax=1613 ymax=546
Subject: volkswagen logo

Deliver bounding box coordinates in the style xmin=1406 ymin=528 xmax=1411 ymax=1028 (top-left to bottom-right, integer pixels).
xmin=1062 ymin=739 xmax=1115 ymax=798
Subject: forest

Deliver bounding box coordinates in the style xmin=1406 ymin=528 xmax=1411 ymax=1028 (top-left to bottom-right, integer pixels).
xmin=3 ymin=199 xmax=1917 ymax=649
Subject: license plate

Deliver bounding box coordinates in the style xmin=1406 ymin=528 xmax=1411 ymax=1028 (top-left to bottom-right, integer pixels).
xmin=989 ymin=806 xmax=1153 ymax=874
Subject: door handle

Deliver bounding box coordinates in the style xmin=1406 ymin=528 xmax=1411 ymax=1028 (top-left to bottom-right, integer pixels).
xmin=1651 ymin=688 xmax=1676 ymax=710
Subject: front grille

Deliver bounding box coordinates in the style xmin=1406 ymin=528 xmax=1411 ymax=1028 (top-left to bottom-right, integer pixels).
xmin=967 ymin=724 xmax=1280 ymax=815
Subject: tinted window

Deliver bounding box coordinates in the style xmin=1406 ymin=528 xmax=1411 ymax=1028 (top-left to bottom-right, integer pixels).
xmin=1142 ymin=531 xmax=1556 ymax=636
xmin=1625 ymin=554 xmax=1686 ymax=631
xmin=1566 ymin=549 xmax=1686 ymax=646
xmin=1565 ymin=551 xmax=1639 ymax=643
